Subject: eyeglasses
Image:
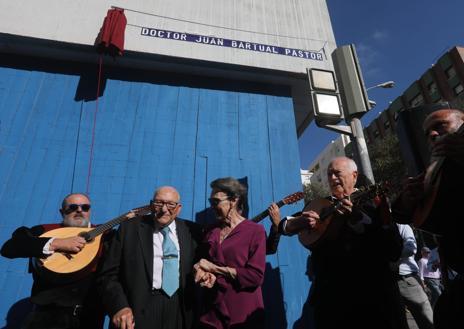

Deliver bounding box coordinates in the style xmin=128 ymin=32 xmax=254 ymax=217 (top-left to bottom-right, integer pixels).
xmin=64 ymin=204 xmax=91 ymax=214
xmin=151 ymin=200 xmax=179 ymax=210
xmin=208 ymin=197 xmax=230 ymax=207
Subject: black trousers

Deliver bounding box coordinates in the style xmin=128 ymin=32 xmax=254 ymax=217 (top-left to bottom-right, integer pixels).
xmin=147 ymin=289 xmax=183 ymax=329
xmin=21 ymin=305 xmax=104 ymax=329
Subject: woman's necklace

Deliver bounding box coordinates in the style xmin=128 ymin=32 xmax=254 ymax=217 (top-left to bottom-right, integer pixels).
xmin=219 ymin=226 xmax=232 ymax=243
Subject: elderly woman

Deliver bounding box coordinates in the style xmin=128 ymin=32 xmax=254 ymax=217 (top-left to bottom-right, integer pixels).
xmin=194 ymin=177 xmax=266 ymax=329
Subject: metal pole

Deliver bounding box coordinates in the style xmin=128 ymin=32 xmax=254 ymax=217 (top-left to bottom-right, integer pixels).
xmin=348 ymin=117 xmax=375 ymax=185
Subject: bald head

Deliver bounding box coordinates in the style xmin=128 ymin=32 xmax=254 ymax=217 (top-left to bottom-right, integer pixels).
xmin=153 ymin=186 xmax=180 ymax=202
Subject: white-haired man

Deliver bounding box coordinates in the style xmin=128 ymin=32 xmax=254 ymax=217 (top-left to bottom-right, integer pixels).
xmin=281 ymin=156 xmax=406 ymax=329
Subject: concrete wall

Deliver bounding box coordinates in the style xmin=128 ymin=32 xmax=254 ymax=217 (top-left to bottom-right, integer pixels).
xmin=0 ymin=0 xmax=336 ymax=74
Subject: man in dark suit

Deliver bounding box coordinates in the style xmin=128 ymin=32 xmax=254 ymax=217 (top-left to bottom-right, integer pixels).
xmin=98 ymin=186 xmax=203 ymax=329
xmin=1 ymin=193 xmax=106 ymax=329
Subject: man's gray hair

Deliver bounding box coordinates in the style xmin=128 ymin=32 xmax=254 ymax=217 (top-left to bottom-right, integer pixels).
xmin=330 ymin=156 xmax=358 ymax=172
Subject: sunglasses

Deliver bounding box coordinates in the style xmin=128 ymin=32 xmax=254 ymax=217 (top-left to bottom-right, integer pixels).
xmin=64 ymin=203 xmax=91 ymax=214
xmin=208 ymin=197 xmax=230 ymax=207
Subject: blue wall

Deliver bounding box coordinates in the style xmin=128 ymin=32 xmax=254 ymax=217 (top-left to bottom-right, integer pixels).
xmin=0 ymin=55 xmax=311 ymax=328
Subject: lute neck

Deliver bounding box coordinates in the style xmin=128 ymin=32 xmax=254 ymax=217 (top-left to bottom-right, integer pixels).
xmin=251 ymin=200 xmax=285 ymax=223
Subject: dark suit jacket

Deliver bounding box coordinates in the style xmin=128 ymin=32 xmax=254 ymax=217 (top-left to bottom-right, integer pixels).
xmin=98 ymin=216 xmax=203 ymax=329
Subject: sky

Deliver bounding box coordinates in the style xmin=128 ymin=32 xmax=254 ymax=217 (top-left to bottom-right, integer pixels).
xmin=298 ymin=0 xmax=464 ymax=169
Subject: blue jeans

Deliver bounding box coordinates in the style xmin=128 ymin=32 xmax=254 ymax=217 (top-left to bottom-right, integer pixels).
xmin=424 ymin=277 xmax=443 ymax=308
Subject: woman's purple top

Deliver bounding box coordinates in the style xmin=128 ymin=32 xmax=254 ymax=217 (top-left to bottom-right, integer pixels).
xmin=200 ymin=219 xmax=266 ymax=329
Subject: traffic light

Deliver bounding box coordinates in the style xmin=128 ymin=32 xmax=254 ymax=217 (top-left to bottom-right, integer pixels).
xmin=307 ymin=68 xmax=343 ymax=126
xmin=332 ymin=44 xmax=370 ymax=118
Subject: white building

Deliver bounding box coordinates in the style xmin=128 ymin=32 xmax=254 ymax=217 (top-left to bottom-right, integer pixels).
xmin=300 ymin=169 xmax=313 ymax=185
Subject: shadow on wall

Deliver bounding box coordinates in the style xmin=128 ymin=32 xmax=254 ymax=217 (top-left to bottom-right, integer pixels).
xmin=293 ymin=254 xmax=316 ymax=329
xmin=74 ymin=67 xmax=107 ymax=102
xmin=2 ymin=298 xmax=33 ymax=329
xmin=263 ymin=263 xmax=287 ymax=329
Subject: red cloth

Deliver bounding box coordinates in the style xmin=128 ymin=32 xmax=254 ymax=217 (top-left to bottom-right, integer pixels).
xmin=96 ymin=8 xmax=127 ymax=56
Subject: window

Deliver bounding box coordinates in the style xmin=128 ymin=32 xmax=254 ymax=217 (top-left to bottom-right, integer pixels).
xmin=410 ymin=94 xmax=424 ymax=107
xmin=453 ymin=84 xmax=464 ymax=95
xmin=384 ymin=119 xmax=391 ymax=130
xmin=445 ymin=66 xmax=457 ymax=79
xmin=428 ymin=81 xmax=438 ymax=94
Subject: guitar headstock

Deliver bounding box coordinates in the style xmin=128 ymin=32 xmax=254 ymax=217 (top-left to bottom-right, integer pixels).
xmin=352 ymin=183 xmax=390 ymax=205
xmin=282 ymin=192 xmax=305 ymax=205
xmin=125 ymin=204 xmax=152 ymax=219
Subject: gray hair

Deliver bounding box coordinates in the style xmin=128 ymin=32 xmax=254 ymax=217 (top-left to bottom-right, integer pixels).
xmin=329 ymin=156 xmax=357 ymax=173
xmin=210 ymin=177 xmax=247 ymax=212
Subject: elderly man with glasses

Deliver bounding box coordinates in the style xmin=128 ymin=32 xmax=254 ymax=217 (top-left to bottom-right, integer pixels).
xmin=98 ymin=186 xmax=203 ymax=329
xmin=1 ymin=193 xmax=107 ymax=329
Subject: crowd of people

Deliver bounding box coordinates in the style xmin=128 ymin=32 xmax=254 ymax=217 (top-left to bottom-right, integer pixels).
xmin=1 ymin=106 xmax=463 ymax=329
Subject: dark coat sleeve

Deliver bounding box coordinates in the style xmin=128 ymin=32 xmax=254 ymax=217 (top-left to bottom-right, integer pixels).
xmin=97 ymin=225 xmax=130 ymax=317
xmin=265 ymin=225 xmax=281 ymax=255
xmin=0 ymin=225 xmax=49 ymax=258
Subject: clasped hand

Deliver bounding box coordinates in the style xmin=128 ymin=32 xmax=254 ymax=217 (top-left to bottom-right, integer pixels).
xmin=193 ymin=259 xmax=217 ymax=288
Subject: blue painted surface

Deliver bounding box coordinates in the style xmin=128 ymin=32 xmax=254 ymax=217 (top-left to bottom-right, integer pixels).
xmin=0 ymin=55 xmax=311 ymax=328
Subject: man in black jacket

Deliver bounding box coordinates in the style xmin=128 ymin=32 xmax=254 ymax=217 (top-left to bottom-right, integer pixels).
xmin=1 ymin=193 xmax=106 ymax=329
xmin=98 ymin=186 xmax=203 ymax=329
xmin=392 ymin=108 xmax=464 ymax=329
xmin=281 ymin=157 xmax=406 ymax=329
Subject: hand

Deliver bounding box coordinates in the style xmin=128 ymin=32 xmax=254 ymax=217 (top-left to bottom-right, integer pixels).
xmin=199 ymin=272 xmax=217 ymax=288
xmin=194 ymin=261 xmax=218 ymax=288
xmin=400 ymin=174 xmax=425 ymax=207
xmin=112 ymin=307 xmax=135 ymax=329
xmin=336 ymin=198 xmax=353 ymax=215
xmin=268 ymin=203 xmax=281 ymax=228
xmin=300 ymin=210 xmax=319 ymax=229
xmin=195 ymin=258 xmax=218 ymax=273
xmin=50 ymin=236 xmax=86 ymax=253
xmin=193 ymin=265 xmax=207 ymax=283
xmin=432 ymin=133 xmax=464 ymax=166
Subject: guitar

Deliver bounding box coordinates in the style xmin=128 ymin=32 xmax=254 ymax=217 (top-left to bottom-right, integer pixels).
xmin=33 ymin=204 xmax=152 ymax=282
xmin=298 ymin=184 xmax=387 ymax=249
xmin=413 ymin=124 xmax=464 ymax=228
xmin=251 ymin=192 xmax=305 ymax=223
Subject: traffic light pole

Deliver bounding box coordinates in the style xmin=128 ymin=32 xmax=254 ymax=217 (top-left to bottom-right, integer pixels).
xmin=348 ymin=117 xmax=375 ymax=185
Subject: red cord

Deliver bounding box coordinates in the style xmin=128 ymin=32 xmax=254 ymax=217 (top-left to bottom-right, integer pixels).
xmin=86 ymin=55 xmax=103 ymax=194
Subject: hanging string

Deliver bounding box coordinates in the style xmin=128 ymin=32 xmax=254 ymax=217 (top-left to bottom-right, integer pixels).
xmin=86 ymin=54 xmax=103 ymax=194
xmin=112 ymin=5 xmax=328 ymax=45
